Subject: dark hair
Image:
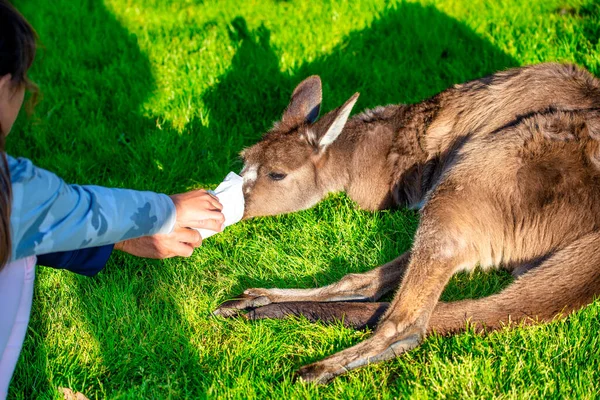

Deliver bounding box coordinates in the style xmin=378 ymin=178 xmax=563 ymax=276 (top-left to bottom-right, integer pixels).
xmin=0 ymin=0 xmax=37 ymax=269
xmin=0 ymin=1 xmax=37 ymax=90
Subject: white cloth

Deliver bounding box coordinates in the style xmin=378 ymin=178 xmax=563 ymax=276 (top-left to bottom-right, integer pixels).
xmin=196 ymin=172 xmax=245 ymax=239
xmin=0 ymin=256 xmax=36 ymax=400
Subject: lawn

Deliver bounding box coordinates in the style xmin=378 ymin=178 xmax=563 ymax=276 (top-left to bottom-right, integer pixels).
xmin=6 ymin=0 xmax=600 ymax=398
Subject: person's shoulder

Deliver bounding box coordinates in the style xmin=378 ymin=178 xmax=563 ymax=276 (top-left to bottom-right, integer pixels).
xmin=8 ymin=155 xmax=62 ymax=198
xmin=7 ymin=155 xmax=36 ymax=184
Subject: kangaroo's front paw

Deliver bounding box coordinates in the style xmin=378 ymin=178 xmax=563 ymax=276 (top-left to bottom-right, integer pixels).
xmin=212 ymin=292 xmax=273 ymax=317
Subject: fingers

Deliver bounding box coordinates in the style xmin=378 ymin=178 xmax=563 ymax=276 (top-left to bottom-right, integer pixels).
xmin=174 ymin=227 xmax=202 ymax=247
xmin=169 ymin=190 xmax=225 ymax=229
xmin=116 ymin=231 xmax=202 ymax=259
xmin=206 ymin=192 xmax=223 ymax=211
xmin=171 ymin=241 xmax=195 ymax=258
xmin=199 ymin=210 xmax=226 ymax=224
xmin=183 ymin=212 xmax=224 ymax=230
xmin=195 ymin=218 xmax=224 ymax=233
xmin=190 ymin=189 xmax=223 ymax=211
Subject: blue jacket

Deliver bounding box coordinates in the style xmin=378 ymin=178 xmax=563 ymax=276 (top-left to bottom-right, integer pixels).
xmin=8 ymin=156 xmax=176 ymax=268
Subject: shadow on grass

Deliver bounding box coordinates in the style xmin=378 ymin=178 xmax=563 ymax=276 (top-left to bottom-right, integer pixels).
xmin=9 ymin=0 xmax=209 ymax=398
xmin=9 ymin=0 xmax=526 ymax=397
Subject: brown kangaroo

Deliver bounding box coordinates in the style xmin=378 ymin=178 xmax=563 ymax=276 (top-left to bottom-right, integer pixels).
xmin=213 ymin=63 xmax=600 ymax=384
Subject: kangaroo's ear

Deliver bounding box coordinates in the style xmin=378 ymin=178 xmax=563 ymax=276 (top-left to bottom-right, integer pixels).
xmin=316 ymin=93 xmax=359 ymax=151
xmin=282 ymin=76 xmax=322 ymax=126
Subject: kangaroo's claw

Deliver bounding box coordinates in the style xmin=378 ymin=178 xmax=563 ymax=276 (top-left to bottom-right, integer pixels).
xmin=212 ymin=295 xmax=272 ymax=317
xmin=295 ymin=333 xmax=421 ymax=384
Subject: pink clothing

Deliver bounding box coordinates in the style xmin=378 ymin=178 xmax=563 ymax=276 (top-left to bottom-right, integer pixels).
xmin=0 ymin=256 xmax=36 ymax=400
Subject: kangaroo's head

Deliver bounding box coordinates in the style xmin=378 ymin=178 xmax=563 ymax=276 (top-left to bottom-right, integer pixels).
xmin=241 ymin=76 xmax=359 ymax=218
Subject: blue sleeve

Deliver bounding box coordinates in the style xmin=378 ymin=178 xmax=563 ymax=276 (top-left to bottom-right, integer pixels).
xmin=37 ymin=244 xmax=115 ymax=277
xmin=8 ymin=155 xmax=177 ymax=261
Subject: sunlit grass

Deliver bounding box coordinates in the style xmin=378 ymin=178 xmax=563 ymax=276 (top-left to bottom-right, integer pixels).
xmin=7 ymin=0 xmax=600 ymax=398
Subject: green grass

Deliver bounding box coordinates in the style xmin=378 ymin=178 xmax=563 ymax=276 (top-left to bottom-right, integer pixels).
xmin=6 ymin=0 xmax=600 ymax=398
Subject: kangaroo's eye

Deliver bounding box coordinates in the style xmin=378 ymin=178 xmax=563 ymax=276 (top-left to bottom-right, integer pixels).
xmin=268 ymin=172 xmax=287 ymax=181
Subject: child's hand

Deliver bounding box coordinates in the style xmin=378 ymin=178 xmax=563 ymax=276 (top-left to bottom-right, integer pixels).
xmin=169 ymin=189 xmax=225 ymax=232
xmin=114 ymin=189 xmax=226 ymax=259
xmin=115 ymin=226 xmax=202 ymax=258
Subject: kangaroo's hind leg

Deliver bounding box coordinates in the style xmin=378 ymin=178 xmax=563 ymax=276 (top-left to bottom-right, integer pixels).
xmin=284 ymin=231 xmax=600 ymax=383
xmin=429 ymin=231 xmax=600 ymax=335
xmin=247 ymin=232 xmax=600 ymax=332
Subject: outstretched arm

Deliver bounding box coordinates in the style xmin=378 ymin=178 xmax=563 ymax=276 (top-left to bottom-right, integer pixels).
xmin=8 ymin=156 xmax=222 ymax=261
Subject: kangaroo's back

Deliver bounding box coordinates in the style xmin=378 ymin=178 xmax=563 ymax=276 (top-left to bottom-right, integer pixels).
xmin=425 ymin=63 xmax=600 ymax=155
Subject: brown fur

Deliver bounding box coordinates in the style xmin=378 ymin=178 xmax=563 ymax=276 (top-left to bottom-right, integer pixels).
xmin=214 ymin=63 xmax=600 ymax=383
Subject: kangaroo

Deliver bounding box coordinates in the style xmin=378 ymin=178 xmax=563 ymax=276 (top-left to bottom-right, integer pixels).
xmin=213 ymin=63 xmax=600 ymax=384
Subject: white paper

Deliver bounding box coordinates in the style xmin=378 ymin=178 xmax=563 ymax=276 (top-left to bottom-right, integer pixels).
xmin=196 ymin=171 xmax=245 ymax=239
